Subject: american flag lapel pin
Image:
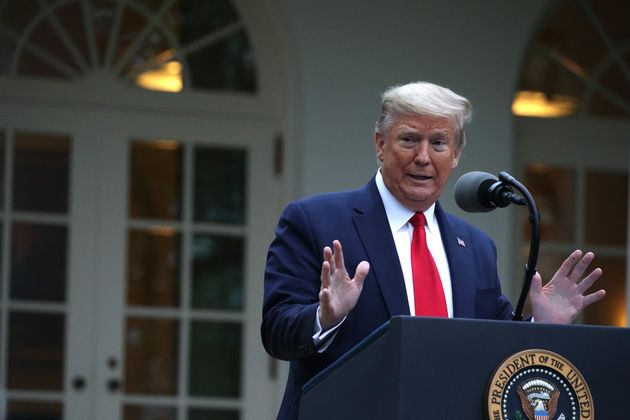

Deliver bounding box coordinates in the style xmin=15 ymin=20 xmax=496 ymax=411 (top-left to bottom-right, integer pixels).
xmin=457 ymin=237 xmax=466 ymax=247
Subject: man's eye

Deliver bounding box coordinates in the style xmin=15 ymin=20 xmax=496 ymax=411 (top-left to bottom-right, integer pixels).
xmin=432 ymin=139 xmax=448 ymax=148
xmin=399 ymin=137 xmax=415 ymax=146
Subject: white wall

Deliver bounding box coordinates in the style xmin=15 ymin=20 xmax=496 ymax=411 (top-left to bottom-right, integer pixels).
xmin=273 ymin=0 xmax=548 ymax=296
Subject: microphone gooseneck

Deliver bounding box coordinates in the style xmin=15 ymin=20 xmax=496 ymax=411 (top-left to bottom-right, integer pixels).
xmin=454 ymin=170 xmax=540 ymax=321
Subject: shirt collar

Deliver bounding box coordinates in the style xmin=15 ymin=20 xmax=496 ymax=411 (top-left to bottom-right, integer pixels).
xmin=375 ymin=169 xmax=438 ymax=233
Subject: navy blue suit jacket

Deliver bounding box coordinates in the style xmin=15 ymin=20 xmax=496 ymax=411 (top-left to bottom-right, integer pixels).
xmin=261 ymin=177 xmax=513 ymax=420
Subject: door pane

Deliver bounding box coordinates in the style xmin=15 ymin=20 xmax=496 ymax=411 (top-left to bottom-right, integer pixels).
xmin=585 ymin=169 xmax=628 ymax=246
xmin=124 ymin=405 xmax=176 ymax=420
xmin=0 ymin=131 xmax=5 ymax=208
xmin=189 ymin=408 xmax=239 ymax=420
xmin=582 ymin=256 xmax=626 ymax=326
xmin=126 ymin=140 xmax=249 ymax=418
xmin=7 ymin=400 xmax=62 ymax=420
xmin=192 ymin=234 xmax=243 ymax=310
xmin=129 ymin=139 xmax=182 ymax=220
xmin=10 ymin=223 xmax=67 ymax=302
xmin=127 ymin=228 xmax=181 ymax=307
xmin=524 ymin=164 xmax=575 ymax=242
xmin=125 ymin=317 xmax=179 ymax=395
xmin=13 ymin=132 xmax=70 ymax=213
xmin=8 ymin=311 xmax=65 ymax=390
xmin=189 ymin=321 xmax=241 ymax=397
xmin=193 ymin=146 xmax=246 ymax=224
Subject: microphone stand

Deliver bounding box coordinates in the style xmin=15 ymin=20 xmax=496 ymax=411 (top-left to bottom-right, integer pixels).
xmin=498 ymin=171 xmax=541 ymax=321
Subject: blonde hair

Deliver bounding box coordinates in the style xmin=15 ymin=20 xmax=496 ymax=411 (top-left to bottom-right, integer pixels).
xmin=375 ymin=81 xmax=473 ymax=151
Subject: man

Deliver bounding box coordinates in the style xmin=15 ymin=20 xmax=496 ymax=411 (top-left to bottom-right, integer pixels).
xmin=261 ymin=82 xmax=605 ymax=420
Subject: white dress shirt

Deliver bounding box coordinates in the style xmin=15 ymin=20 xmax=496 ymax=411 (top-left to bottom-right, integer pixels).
xmin=375 ymin=170 xmax=453 ymax=317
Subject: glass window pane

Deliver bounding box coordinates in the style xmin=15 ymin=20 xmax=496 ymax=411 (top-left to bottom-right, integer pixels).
xmin=13 ymin=132 xmax=70 ymax=213
xmin=124 ymin=405 xmax=176 ymax=420
xmin=129 ymin=139 xmax=182 ymax=220
xmin=187 ymin=30 xmax=257 ymax=93
xmin=189 ymin=321 xmax=241 ymax=397
xmin=127 ymin=228 xmax=180 ymax=307
xmin=582 ymin=256 xmax=626 ymax=327
xmin=585 ymin=170 xmax=628 ymax=246
xmin=0 ymin=131 xmax=5 ymax=207
xmin=125 ymin=317 xmax=178 ymax=395
xmin=192 ymin=234 xmax=243 ymax=310
xmin=194 ymin=146 xmax=246 ymax=224
xmin=53 ymin=1 xmax=90 ymax=67
xmin=8 ymin=311 xmax=65 ymax=391
xmin=7 ymin=400 xmax=62 ymax=420
xmin=10 ymin=223 xmax=67 ymax=302
xmin=189 ymin=408 xmax=239 ymax=420
xmin=169 ymin=0 xmax=239 ymax=46
xmin=524 ymin=164 xmax=575 ymax=242
xmin=0 ymin=0 xmax=40 ymax=35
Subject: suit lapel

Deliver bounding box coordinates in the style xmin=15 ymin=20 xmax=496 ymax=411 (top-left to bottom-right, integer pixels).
xmin=353 ymin=179 xmax=410 ymax=317
xmin=435 ymin=203 xmax=476 ymax=318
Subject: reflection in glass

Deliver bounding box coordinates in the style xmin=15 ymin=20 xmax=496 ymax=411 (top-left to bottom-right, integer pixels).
xmin=189 ymin=321 xmax=241 ymax=397
xmin=524 ymin=164 xmax=575 ymax=242
xmin=13 ymin=132 xmax=70 ymax=213
xmin=125 ymin=317 xmax=178 ymax=395
xmin=585 ymin=170 xmax=628 ymax=246
xmin=127 ymin=229 xmax=180 ymax=307
xmin=10 ymin=223 xmax=67 ymax=302
xmin=7 ymin=400 xmax=62 ymax=420
xmin=194 ymin=146 xmax=246 ymax=224
xmin=189 ymin=408 xmax=240 ymax=420
xmin=192 ymin=234 xmax=243 ymax=310
xmin=129 ymin=139 xmax=182 ymax=220
xmin=582 ymin=256 xmax=626 ymax=327
xmin=124 ymin=404 xmax=176 ymax=420
xmin=8 ymin=311 xmax=65 ymax=391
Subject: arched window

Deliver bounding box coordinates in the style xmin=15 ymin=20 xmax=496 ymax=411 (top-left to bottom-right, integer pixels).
xmin=513 ymin=0 xmax=630 ymax=118
xmin=0 ymin=0 xmax=257 ymax=93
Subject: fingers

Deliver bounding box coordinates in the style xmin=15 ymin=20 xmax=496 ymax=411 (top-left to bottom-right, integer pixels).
xmin=320 ymin=260 xmax=331 ymax=290
xmin=576 ymin=267 xmax=602 ymax=294
xmin=529 ymin=271 xmax=543 ymax=296
xmin=320 ymin=246 xmax=333 ymax=290
xmin=582 ymin=289 xmax=606 ymax=307
xmin=354 ymin=261 xmax=370 ymax=285
xmin=332 ymin=240 xmax=345 ymax=273
xmin=554 ymin=250 xmax=583 ymax=280
xmin=567 ymin=251 xmax=595 ymax=282
xmin=321 ymin=240 xmax=369 ymax=287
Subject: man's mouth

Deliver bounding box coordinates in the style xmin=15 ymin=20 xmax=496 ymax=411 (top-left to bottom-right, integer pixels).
xmin=409 ymin=174 xmax=432 ymax=181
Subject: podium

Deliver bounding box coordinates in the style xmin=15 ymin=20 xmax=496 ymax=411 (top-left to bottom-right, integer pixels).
xmin=299 ymin=316 xmax=630 ymax=419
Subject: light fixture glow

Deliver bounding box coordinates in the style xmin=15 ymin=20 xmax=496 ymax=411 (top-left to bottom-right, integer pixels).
xmin=512 ymin=90 xmax=578 ymax=118
xmin=135 ymin=60 xmax=183 ymax=93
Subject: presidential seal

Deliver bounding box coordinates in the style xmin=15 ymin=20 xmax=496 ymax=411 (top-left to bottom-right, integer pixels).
xmin=487 ymin=349 xmax=594 ymax=420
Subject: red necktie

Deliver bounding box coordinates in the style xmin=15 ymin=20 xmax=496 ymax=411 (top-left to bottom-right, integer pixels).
xmin=410 ymin=212 xmax=447 ymax=317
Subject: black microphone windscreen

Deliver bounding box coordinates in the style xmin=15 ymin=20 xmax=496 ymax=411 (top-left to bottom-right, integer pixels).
xmin=454 ymin=171 xmax=499 ymax=213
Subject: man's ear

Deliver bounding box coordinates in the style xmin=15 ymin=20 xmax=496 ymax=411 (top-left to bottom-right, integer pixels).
xmin=375 ymin=132 xmax=384 ymax=161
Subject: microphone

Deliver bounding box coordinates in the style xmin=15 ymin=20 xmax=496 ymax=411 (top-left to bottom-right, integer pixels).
xmin=454 ymin=170 xmax=540 ymax=321
xmin=454 ymin=171 xmax=526 ymax=213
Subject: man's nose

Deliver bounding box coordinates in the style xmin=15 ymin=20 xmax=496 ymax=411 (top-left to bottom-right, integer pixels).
xmin=413 ymin=142 xmax=430 ymax=164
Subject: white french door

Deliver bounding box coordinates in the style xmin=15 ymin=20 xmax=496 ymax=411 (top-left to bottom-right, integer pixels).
xmin=0 ymin=101 xmax=279 ymax=420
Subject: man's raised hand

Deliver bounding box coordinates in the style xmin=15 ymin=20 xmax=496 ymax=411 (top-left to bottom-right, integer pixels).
xmin=319 ymin=240 xmax=370 ymax=330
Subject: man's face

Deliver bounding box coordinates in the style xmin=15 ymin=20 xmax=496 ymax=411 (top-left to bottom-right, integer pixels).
xmin=375 ymin=114 xmax=461 ymax=212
